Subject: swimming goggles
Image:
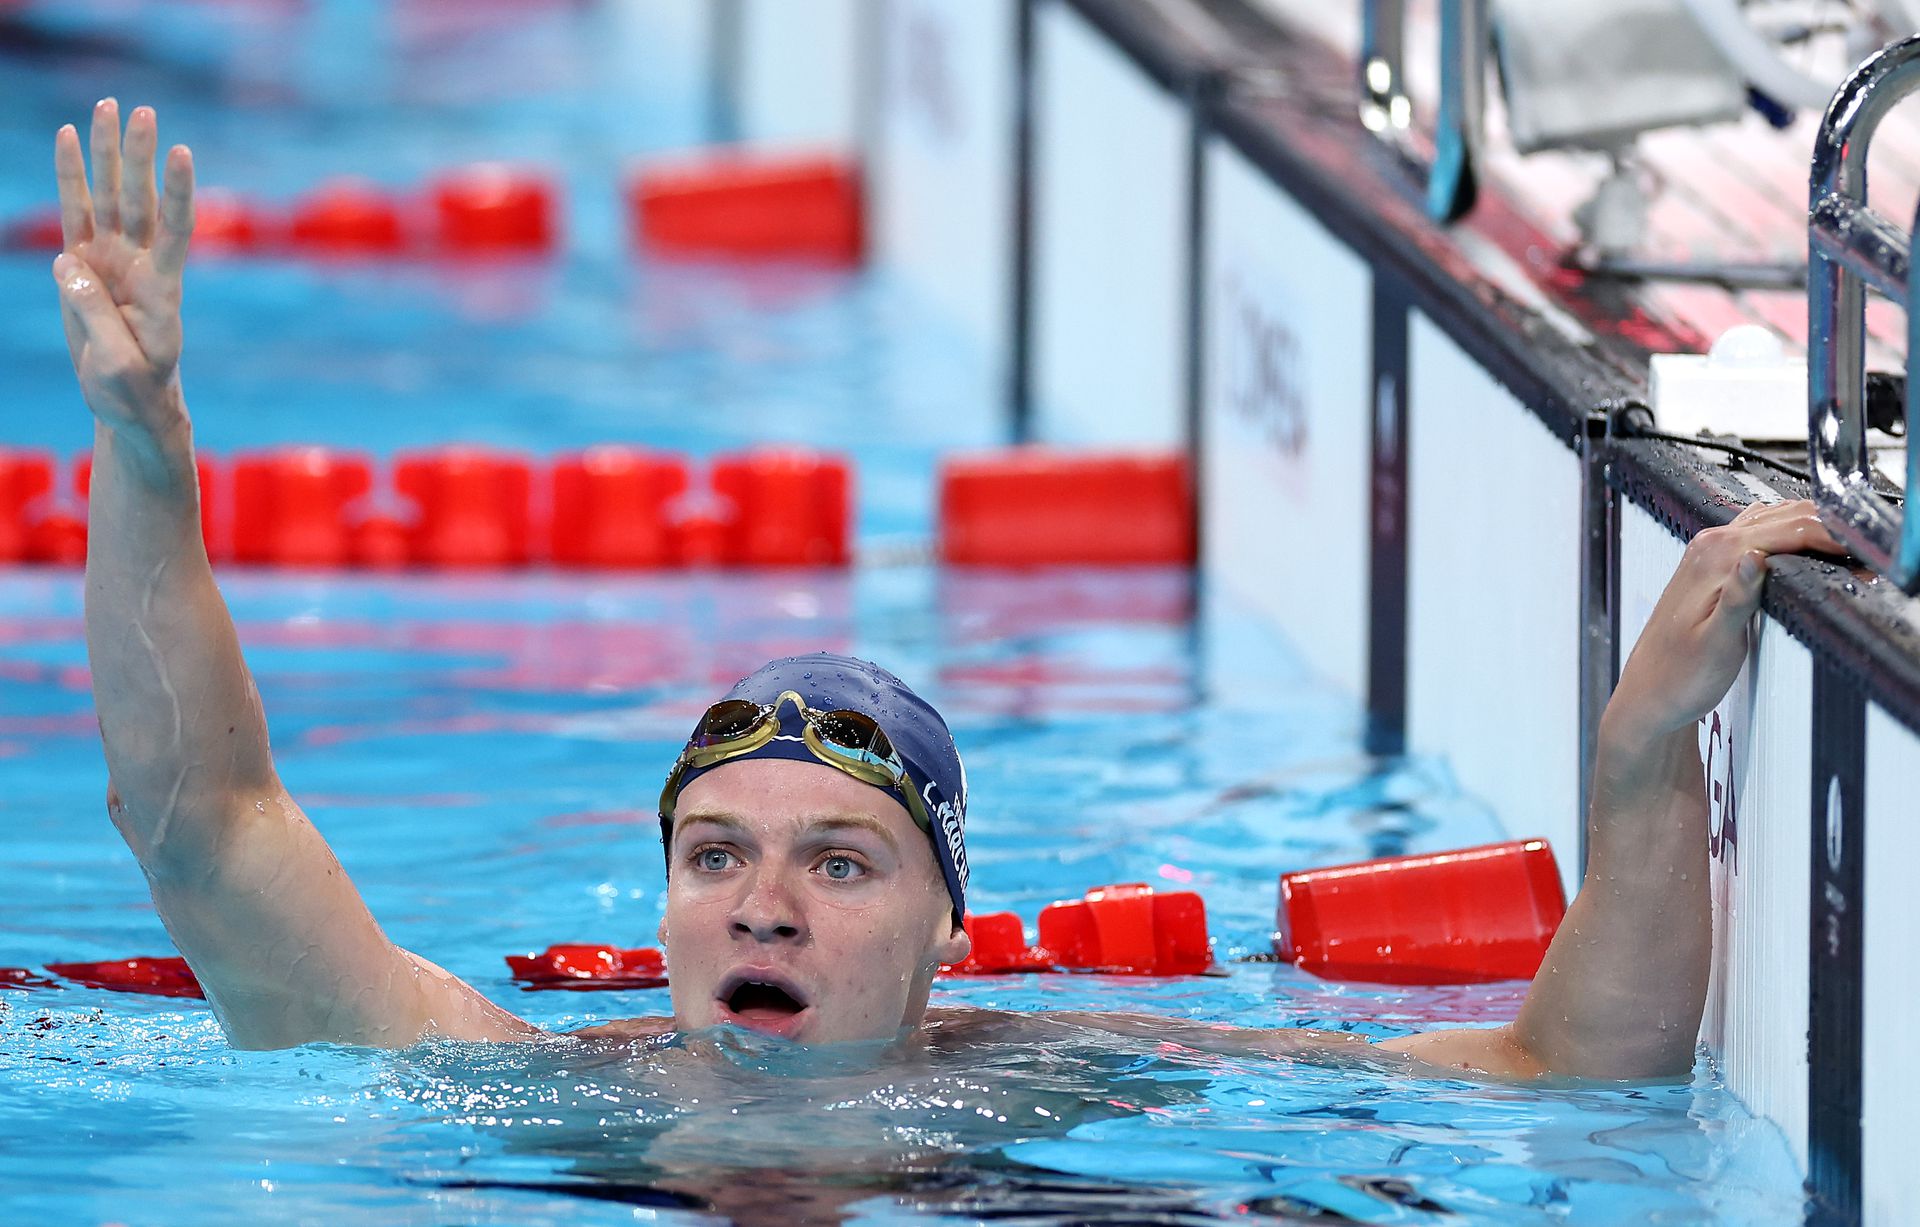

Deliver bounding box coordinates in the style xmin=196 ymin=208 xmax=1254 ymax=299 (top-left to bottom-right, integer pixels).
xmin=658 ymin=690 xmax=934 ymax=833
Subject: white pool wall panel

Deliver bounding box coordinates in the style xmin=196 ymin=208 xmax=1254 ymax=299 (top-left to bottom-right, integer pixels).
xmin=1031 ymin=2 xmax=1188 ymax=446
xmin=737 ymin=0 xmax=864 ymax=150
xmin=1405 ymin=313 xmax=1581 ymax=892
xmin=1863 ymin=702 xmax=1920 ymax=1225
xmin=1618 ymin=502 xmax=1812 ymax=1172
xmin=1199 ymin=138 xmax=1372 ymax=699
xmin=872 ymin=0 xmax=1019 ymax=386
xmin=605 ymin=0 xmax=720 ymax=151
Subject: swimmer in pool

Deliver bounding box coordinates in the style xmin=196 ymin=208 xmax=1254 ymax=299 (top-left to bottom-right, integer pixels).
xmin=50 ymin=101 xmax=1846 ymax=1077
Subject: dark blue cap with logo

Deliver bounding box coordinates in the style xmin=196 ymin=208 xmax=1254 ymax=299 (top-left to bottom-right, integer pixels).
xmin=659 ymin=652 xmax=969 ymax=922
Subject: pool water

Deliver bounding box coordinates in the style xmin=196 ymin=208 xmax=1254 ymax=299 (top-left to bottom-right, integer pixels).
xmin=0 ymin=2 xmax=1804 ymax=1223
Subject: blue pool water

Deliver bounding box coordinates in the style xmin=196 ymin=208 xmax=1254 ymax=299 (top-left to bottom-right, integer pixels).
xmin=0 ymin=3 xmax=1804 ymax=1223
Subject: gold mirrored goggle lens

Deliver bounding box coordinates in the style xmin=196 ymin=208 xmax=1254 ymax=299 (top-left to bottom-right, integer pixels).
xmin=664 ymin=692 xmax=930 ymax=833
xmin=691 ymin=698 xmax=773 ymax=747
xmin=807 ymin=709 xmax=896 ymax=765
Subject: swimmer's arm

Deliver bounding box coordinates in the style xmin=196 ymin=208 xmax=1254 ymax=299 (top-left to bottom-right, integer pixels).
xmin=1048 ymin=504 xmax=1840 ymax=1082
xmin=55 ymin=103 xmax=540 ymax=1050
xmin=1030 ymin=1011 xmax=1383 ymax=1065
xmin=1383 ymin=501 xmax=1842 ymax=1081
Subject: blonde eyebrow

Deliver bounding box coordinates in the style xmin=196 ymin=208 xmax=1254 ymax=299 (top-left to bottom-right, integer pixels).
xmin=672 ymin=811 xmax=901 ymax=854
xmin=803 ymin=814 xmax=901 ymax=854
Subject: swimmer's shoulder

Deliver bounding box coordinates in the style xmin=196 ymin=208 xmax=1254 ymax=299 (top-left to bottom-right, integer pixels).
xmin=569 ymin=1015 xmax=677 ymax=1044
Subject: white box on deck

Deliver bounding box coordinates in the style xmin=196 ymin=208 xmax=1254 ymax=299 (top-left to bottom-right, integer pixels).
xmin=1648 ymin=325 xmax=1804 ymax=442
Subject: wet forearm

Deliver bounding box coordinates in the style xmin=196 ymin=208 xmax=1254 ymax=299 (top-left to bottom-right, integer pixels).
xmin=1509 ymin=714 xmax=1710 ymax=1078
xmin=84 ymin=405 xmax=277 ymax=869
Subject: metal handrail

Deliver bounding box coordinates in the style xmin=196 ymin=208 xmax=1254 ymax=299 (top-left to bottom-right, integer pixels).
xmin=1807 ymin=36 xmax=1920 ymax=591
xmin=1357 ymin=0 xmax=1486 ymax=223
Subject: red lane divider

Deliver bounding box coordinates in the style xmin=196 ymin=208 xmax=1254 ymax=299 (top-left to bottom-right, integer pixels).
xmin=4 ymin=165 xmax=562 ymax=258
xmin=503 ymin=884 xmax=1213 ymax=991
xmin=506 ymin=945 xmax=668 ymax=991
xmin=949 ymin=883 xmax=1213 ymax=977
xmin=289 ymin=178 xmax=409 ymax=254
xmin=432 ymin=165 xmax=557 ymax=253
xmin=397 ymin=447 xmax=534 ymax=568
xmin=44 ymin=957 xmax=205 ymax=999
xmin=945 ymin=910 xmax=1055 ymax=975
xmin=0 ymin=451 xmax=54 ymax=563
xmin=194 ymin=188 xmax=279 ymax=253
xmin=631 ymin=153 xmax=863 ymax=265
xmin=10 ymin=150 xmax=871 ymax=264
xmin=552 ymin=448 xmax=687 ymax=568
xmin=940 ymin=449 xmax=1194 ymax=567
xmin=1 ymin=967 xmax=59 ymax=990
xmin=713 ymin=449 xmax=851 ymax=567
xmin=0 ymin=445 xmax=851 ymax=571
xmin=232 ymin=448 xmax=372 ymax=567
xmin=20 ymin=847 xmax=1566 ymax=1001
xmin=1 ymin=208 xmax=64 ymax=250
xmin=1276 ymin=839 xmax=1567 ymax=984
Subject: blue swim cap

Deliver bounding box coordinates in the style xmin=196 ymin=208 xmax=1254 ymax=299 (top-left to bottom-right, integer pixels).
xmin=660 ymin=652 xmax=969 ymax=923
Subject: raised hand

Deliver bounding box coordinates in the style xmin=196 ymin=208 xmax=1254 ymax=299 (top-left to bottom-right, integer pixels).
xmin=51 ymin=99 xmax=195 ymax=449
xmin=1608 ymin=499 xmax=1841 ymax=746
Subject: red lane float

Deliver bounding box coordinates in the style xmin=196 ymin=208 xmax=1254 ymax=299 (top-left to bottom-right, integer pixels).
xmin=947 ymin=883 xmax=1214 ymax=977
xmin=432 ymin=165 xmax=557 ymax=253
xmin=0 ymin=451 xmax=55 ymax=562
xmin=289 ymin=179 xmax=410 ymax=255
xmin=1276 ymin=839 xmax=1567 ymax=984
xmin=0 ymin=445 xmax=852 ymax=570
xmin=503 ymin=885 xmax=1213 ymax=990
xmin=1037 ymin=883 xmax=1213 ymax=976
xmin=631 ymin=153 xmax=863 ymax=265
xmin=507 ymin=945 xmax=668 ymax=990
xmin=667 ymin=506 xmax=734 ymax=568
xmin=712 ymin=449 xmax=850 ymax=566
xmin=45 ymin=957 xmax=204 ymax=999
xmin=944 ymin=910 xmax=1055 ymax=975
xmin=232 ymin=448 xmax=373 ymax=567
xmin=2 ymin=208 xmax=63 ymax=250
xmin=551 ymin=448 xmax=687 ymax=568
xmin=193 ymin=189 xmax=279 ymax=254
xmin=395 ymin=447 xmax=534 ymax=568
xmin=0 ymin=967 xmax=58 ymax=990
xmin=939 ymin=449 xmax=1194 ymax=566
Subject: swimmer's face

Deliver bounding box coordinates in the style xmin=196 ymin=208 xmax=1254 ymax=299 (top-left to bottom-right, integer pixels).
xmin=660 ymin=758 xmax=969 ymax=1045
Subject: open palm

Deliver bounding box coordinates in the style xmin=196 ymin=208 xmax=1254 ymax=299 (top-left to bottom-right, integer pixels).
xmin=53 ymin=99 xmax=195 ymax=441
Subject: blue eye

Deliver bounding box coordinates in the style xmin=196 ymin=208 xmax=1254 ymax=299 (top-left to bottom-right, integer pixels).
xmin=695 ymin=847 xmax=735 ymax=872
xmin=821 ymin=855 xmax=863 ymax=881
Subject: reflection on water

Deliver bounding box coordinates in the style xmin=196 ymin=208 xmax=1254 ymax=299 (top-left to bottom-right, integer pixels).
xmin=345 ymin=1008 xmax=1799 ymax=1225
xmin=390 ymin=1015 xmax=1197 ymax=1221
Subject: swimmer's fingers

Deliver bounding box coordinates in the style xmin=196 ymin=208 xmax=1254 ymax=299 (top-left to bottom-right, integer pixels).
xmin=54 ymin=289 xmax=87 ymax=375
xmin=89 ymin=99 xmax=123 ymax=237
xmin=1728 ymin=500 xmax=1843 ymax=560
xmin=54 ymin=124 xmax=93 ymax=249
xmin=120 ymin=106 xmax=159 ymax=248
xmin=52 ymin=252 xmax=135 ymax=361
xmin=1694 ymin=501 xmax=1838 ymax=632
xmin=151 ymin=145 xmax=195 ymax=282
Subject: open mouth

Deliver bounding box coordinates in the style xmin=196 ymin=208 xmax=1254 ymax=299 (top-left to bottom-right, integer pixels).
xmin=716 ymin=972 xmax=812 ymax=1036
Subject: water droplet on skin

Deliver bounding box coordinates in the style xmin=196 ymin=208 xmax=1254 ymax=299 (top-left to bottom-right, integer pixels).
xmin=255 ymin=800 xmax=266 ymax=813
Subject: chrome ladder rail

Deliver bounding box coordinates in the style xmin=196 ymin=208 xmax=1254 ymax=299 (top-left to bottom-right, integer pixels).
xmin=1808 ymin=36 xmax=1920 ymax=589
